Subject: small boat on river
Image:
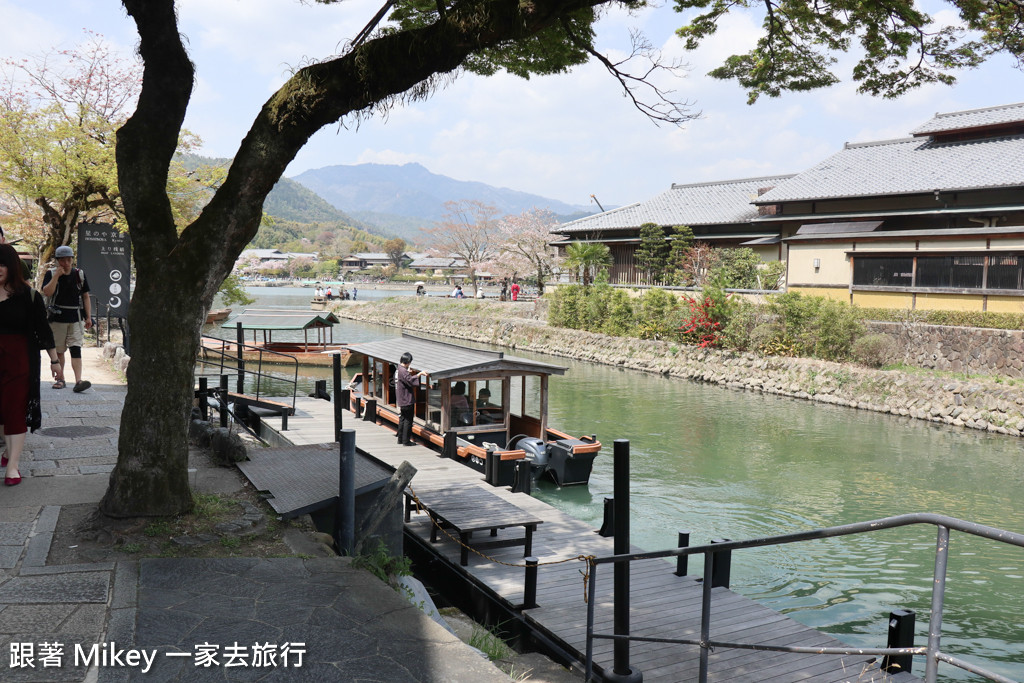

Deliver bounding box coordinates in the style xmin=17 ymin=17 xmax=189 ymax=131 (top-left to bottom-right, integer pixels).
xmin=205 ymin=308 xmax=231 ymax=324
xmin=204 ymin=308 xmax=359 ymax=366
xmin=343 ymin=334 xmax=601 ymax=486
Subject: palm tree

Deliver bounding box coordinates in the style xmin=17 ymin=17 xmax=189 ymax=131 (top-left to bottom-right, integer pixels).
xmin=564 ymin=242 xmax=612 ymax=286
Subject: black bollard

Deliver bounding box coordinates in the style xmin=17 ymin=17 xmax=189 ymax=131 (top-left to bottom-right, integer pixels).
xmin=883 ymin=609 xmax=916 ymax=674
xmin=363 ymin=398 xmax=376 ymax=422
xmin=336 ymin=429 xmax=356 ymax=555
xmin=522 ymin=557 xmax=538 ymax=609
xmin=332 ymin=353 xmax=343 ymax=441
xmin=485 ymin=448 xmax=498 ymax=485
xmin=443 ymin=431 xmax=457 ymax=459
xmin=675 ymin=531 xmax=691 ymax=576
xmin=598 ymin=497 xmax=615 ymax=537
xmin=710 ymin=539 xmax=732 ymax=589
xmin=606 ymin=439 xmax=642 ymax=683
xmin=514 ymin=460 xmax=531 ymax=495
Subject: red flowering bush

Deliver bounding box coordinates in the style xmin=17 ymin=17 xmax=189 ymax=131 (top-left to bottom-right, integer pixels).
xmin=679 ymin=295 xmax=723 ymax=348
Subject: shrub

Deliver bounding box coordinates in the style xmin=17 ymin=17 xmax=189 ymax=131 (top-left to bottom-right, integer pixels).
xmin=636 ymin=288 xmax=682 ymax=340
xmin=767 ymin=292 xmax=864 ymax=360
xmin=602 ymin=290 xmax=636 ymax=336
xmin=679 ymin=295 xmax=723 ymax=347
xmin=852 ymin=334 xmax=898 ymax=368
xmin=720 ymin=299 xmax=774 ymax=351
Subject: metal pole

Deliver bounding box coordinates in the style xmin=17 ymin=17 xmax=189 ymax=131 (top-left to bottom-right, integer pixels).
xmin=698 ymin=551 xmax=713 ymax=683
xmin=219 ymin=374 xmax=229 ymax=428
xmin=585 ymin=560 xmax=598 ymax=683
xmin=337 ymin=429 xmax=356 ymax=556
xmin=235 ymin=321 xmax=245 ymax=395
xmin=332 ymin=352 xmax=343 ymax=441
xmin=925 ymin=525 xmax=950 ymax=683
xmin=607 ymin=439 xmax=641 ymax=682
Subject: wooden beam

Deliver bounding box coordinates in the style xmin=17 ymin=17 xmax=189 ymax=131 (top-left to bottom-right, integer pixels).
xmin=354 ymin=460 xmax=417 ymax=555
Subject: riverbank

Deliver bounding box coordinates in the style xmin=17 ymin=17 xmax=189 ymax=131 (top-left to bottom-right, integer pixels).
xmin=333 ymin=297 xmax=1024 ymax=439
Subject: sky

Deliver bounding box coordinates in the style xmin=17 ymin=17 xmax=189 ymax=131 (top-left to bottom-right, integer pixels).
xmin=2 ymin=0 xmax=1022 ymax=211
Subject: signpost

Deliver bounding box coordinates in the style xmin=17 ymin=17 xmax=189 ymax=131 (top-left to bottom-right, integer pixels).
xmin=77 ymin=223 xmax=131 ymax=351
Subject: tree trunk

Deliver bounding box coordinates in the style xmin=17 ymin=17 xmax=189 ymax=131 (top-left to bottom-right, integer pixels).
xmin=99 ymin=255 xmax=209 ymax=517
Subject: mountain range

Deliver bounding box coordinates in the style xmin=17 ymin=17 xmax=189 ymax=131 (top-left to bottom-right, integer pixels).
xmin=290 ymin=162 xmax=593 ymax=239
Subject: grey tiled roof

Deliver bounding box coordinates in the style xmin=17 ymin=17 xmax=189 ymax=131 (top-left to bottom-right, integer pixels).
xmin=911 ymin=102 xmax=1024 ymax=135
xmin=555 ymin=175 xmax=795 ymax=234
xmin=756 ymin=134 xmax=1024 ymax=203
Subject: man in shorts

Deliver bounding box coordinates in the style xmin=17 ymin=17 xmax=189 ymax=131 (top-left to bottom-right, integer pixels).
xmin=41 ymin=245 xmax=93 ymax=392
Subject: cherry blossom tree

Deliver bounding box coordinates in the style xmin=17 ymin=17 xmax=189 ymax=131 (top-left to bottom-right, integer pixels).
xmin=497 ymin=208 xmax=560 ymax=294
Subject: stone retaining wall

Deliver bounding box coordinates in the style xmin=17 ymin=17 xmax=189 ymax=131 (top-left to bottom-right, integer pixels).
xmin=337 ymin=299 xmax=1024 ymax=440
xmin=866 ymin=321 xmax=1024 ymax=378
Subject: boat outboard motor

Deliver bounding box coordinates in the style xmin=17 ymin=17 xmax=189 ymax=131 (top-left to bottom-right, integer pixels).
xmin=515 ymin=437 xmax=550 ymax=475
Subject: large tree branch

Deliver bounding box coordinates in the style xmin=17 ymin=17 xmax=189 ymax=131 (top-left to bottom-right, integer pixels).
xmin=116 ymin=0 xmax=194 ymax=264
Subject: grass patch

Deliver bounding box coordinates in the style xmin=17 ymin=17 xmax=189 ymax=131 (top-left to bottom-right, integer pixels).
xmin=468 ymin=624 xmax=514 ymax=662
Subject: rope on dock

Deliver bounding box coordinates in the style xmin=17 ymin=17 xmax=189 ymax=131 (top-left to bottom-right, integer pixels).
xmin=406 ymin=486 xmax=597 ymax=602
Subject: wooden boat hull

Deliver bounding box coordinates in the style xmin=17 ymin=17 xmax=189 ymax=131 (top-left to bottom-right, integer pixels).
xmin=205 ymin=309 xmax=231 ymax=324
xmin=200 ymin=340 xmax=360 ymax=367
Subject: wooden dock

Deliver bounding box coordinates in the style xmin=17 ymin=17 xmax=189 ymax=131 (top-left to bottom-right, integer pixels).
xmin=256 ymin=397 xmax=918 ymax=682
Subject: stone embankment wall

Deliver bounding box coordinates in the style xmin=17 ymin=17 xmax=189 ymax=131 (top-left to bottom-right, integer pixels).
xmin=866 ymin=321 xmax=1024 ymax=378
xmin=336 ymin=299 xmax=1024 ymax=439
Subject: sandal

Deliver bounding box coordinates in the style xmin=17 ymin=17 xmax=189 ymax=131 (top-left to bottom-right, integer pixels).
xmin=52 ymin=380 xmax=66 ymax=390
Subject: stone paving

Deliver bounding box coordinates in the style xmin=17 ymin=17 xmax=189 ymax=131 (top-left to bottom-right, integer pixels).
xmin=0 ymin=347 xmax=511 ymax=682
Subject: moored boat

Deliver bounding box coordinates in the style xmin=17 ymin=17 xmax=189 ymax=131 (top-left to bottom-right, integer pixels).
xmin=205 ymin=308 xmax=231 ymax=324
xmin=343 ymin=334 xmax=601 ymax=486
xmin=206 ymin=308 xmax=359 ymax=366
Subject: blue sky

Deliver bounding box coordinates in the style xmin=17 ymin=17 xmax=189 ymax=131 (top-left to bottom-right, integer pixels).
xmin=2 ymin=0 xmax=1021 ymax=210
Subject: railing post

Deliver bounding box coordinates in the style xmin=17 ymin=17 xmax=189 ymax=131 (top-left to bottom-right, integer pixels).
xmin=280 ymin=407 xmax=288 ymax=431
xmin=522 ymin=557 xmax=538 ymax=609
xmin=336 ymin=429 xmax=356 ymax=556
xmin=485 ymin=448 xmax=498 ymax=485
xmin=198 ymin=377 xmax=208 ymax=421
xmin=219 ymin=374 xmax=229 ymax=428
xmin=925 ymin=525 xmax=950 ymax=683
xmin=699 ymin=551 xmax=713 ymax=683
xmin=363 ymin=398 xmax=377 ymax=423
xmin=598 ymin=497 xmax=614 ymax=537
xmin=675 ymin=530 xmax=691 ymax=576
xmin=883 ymin=609 xmax=916 ymax=674
xmin=235 ymin=321 xmax=245 ymax=395
xmin=607 ymin=439 xmax=642 ymax=683
xmin=332 ymin=353 xmax=343 ymax=441
xmin=354 ymin=396 xmax=363 ymax=419
xmin=710 ymin=539 xmax=732 ymax=589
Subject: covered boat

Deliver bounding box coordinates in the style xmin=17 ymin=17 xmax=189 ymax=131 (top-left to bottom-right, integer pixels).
xmin=343 ymin=334 xmax=601 ymax=486
xmin=205 ymin=308 xmax=359 ymax=366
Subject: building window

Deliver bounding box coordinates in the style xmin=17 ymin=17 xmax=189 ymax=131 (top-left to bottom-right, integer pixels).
xmin=988 ymin=255 xmax=1024 ymax=290
xmin=916 ymin=255 xmax=984 ymax=289
xmin=853 ymin=257 xmax=913 ymax=286
xmin=853 ymin=254 xmax=1024 ymax=291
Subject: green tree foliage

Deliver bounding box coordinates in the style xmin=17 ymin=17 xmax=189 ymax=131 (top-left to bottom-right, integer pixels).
xmin=383 ymin=237 xmax=407 ymax=268
xmin=674 ymin=0 xmax=1024 ymax=103
xmin=563 ymin=242 xmax=612 ymax=286
xmin=634 ymin=222 xmax=669 ymax=284
xmin=666 ymin=225 xmax=694 ymax=284
xmin=709 ymin=248 xmax=762 ymax=289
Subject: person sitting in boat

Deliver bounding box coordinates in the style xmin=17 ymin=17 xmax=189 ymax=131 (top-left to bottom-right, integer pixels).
xmin=450 ymin=381 xmax=471 ymax=426
xmin=475 ymin=387 xmax=500 ymax=424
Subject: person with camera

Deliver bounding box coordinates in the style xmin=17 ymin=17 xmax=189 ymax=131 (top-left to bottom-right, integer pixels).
xmin=41 ymin=245 xmax=92 ymax=393
xmin=0 ymin=244 xmax=64 ymax=486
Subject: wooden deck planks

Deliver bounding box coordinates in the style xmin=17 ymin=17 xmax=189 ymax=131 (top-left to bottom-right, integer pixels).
xmin=262 ymin=398 xmax=918 ymax=683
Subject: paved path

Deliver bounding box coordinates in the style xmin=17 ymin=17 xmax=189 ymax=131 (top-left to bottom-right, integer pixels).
xmin=0 ymin=346 xmax=509 ymax=682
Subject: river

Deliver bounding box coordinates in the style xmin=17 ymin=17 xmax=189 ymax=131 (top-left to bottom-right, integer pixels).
xmin=212 ymin=287 xmax=1024 ymax=680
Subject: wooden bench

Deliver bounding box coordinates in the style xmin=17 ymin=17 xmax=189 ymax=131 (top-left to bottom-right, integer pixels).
xmin=404 ymin=483 xmax=543 ymax=566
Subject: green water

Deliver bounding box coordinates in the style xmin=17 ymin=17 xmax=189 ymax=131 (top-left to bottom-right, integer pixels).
xmin=221 ymin=288 xmax=1024 ymax=680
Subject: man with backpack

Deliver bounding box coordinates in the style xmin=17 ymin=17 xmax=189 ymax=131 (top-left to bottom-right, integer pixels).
xmin=41 ymin=245 xmax=92 ymax=393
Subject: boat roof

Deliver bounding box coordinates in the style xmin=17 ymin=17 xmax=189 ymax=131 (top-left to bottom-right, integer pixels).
xmin=344 ymin=334 xmax=566 ymax=380
xmin=222 ymin=308 xmax=340 ymax=331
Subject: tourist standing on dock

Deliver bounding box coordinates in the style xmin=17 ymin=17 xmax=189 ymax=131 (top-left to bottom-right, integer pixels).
xmin=396 ymin=352 xmax=423 ymax=447
xmin=41 ymin=246 xmax=92 ymax=393
xmin=0 ymin=244 xmax=64 ymax=486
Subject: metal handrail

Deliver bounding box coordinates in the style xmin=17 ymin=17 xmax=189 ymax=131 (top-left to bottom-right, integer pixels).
xmin=585 ymin=513 xmax=1024 ymax=683
xmin=196 ymin=335 xmax=299 ymax=412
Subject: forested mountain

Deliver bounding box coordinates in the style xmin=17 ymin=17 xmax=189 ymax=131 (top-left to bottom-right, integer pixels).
xmin=291 ymin=162 xmax=593 ymax=241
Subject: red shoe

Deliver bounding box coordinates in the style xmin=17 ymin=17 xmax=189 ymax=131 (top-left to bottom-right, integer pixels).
xmin=5 ymin=473 xmax=21 ymax=486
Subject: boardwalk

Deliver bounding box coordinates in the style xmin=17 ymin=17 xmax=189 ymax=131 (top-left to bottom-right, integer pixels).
xmin=258 ymin=397 xmax=917 ymax=682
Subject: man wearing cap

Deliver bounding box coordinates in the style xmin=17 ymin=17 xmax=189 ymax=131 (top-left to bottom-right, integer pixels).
xmin=41 ymin=246 xmax=92 ymax=392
